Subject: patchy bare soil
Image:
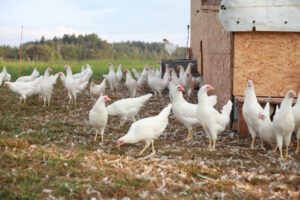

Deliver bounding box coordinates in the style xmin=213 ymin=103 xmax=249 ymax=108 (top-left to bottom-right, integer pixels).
xmin=0 ymin=82 xmax=299 ymax=200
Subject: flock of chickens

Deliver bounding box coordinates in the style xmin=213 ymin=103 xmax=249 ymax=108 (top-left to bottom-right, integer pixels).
xmin=0 ymin=64 xmax=299 ymax=161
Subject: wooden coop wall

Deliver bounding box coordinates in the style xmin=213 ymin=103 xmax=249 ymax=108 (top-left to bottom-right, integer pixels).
xmin=233 ymin=32 xmax=300 ymax=97
xmin=191 ymin=0 xmax=233 ymax=110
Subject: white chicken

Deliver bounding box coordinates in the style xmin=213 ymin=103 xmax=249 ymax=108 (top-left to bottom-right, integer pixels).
xmin=162 ymin=38 xmax=177 ymax=56
xmin=107 ymin=94 xmax=152 ymax=126
xmin=155 ymin=63 xmax=162 ymax=78
xmin=103 ymin=63 xmax=119 ymax=92
xmin=273 ymin=90 xmax=296 ymax=160
xmin=16 ymin=68 xmax=40 ymax=82
xmin=172 ymin=84 xmax=217 ymax=140
xmin=49 ymin=73 xmax=59 ymax=85
xmin=116 ymin=64 xmax=123 ymax=82
xmin=185 ymin=73 xmax=195 ymax=98
xmin=0 ymin=72 xmax=5 ymax=86
xmin=197 ymin=84 xmax=233 ymax=151
xmin=257 ymin=102 xmax=276 ymax=148
xmin=132 ymin=68 xmax=141 ymax=79
xmin=169 ymin=68 xmax=179 ymax=85
xmin=90 ymin=79 xmax=106 ymax=99
xmin=72 ymin=65 xmax=86 ymax=79
xmin=40 ymin=68 xmax=53 ymax=106
xmin=0 ymin=67 xmax=11 ymax=84
xmin=4 ymin=81 xmax=40 ymax=103
xmin=182 ymin=63 xmax=193 ymax=89
xmin=292 ymin=92 xmax=300 ymax=151
xmin=124 ymin=68 xmax=138 ymax=97
xmin=146 ymin=67 xmax=167 ymax=97
xmin=89 ymin=95 xmax=111 ymax=142
xmin=242 ymin=80 xmax=264 ymax=149
xmin=117 ymin=104 xmax=172 ymax=155
xmin=64 ymin=65 xmax=89 ymax=104
xmin=177 ymin=65 xmax=185 ymax=83
xmin=137 ymin=67 xmax=148 ymax=88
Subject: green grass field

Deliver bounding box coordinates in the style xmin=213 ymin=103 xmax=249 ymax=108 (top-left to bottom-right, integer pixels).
xmin=0 ymin=60 xmax=159 ymax=81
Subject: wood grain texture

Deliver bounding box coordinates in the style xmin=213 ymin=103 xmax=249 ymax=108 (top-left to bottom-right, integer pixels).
xmin=191 ymin=1 xmax=233 ymax=110
xmin=219 ymin=0 xmax=300 ymax=32
xmin=233 ymin=32 xmax=300 ymax=97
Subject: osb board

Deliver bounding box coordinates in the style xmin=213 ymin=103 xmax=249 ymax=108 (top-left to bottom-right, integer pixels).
xmin=234 ymin=32 xmax=300 ymax=97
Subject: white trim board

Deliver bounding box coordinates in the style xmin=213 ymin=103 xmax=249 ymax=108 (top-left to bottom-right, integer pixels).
xmin=219 ymin=0 xmax=300 ymax=32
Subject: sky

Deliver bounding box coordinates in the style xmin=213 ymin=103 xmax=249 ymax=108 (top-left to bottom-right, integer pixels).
xmin=0 ymin=0 xmax=190 ymax=47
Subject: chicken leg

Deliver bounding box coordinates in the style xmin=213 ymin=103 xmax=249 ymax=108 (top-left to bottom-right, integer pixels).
xmin=285 ymin=145 xmax=289 ymax=159
xmin=297 ymin=139 xmax=300 ymax=151
xmin=212 ymin=139 xmax=216 ymax=151
xmin=272 ymin=145 xmax=278 ymax=153
xmin=132 ymin=117 xmax=136 ymax=122
xmin=279 ymin=147 xmax=285 ymax=161
xmin=139 ymin=145 xmax=149 ymax=156
xmin=250 ymin=137 xmax=256 ymax=149
xmin=208 ymin=138 xmax=212 ymax=150
xmin=24 ymin=98 xmax=26 ymax=104
xmin=119 ymin=120 xmax=126 ymax=127
xmin=101 ymin=128 xmax=105 ymax=143
xmin=19 ymin=98 xmax=22 ymax=104
xmin=94 ymin=130 xmax=98 ymax=141
xmin=260 ymin=138 xmax=264 ymax=148
xmin=152 ymin=141 xmax=156 ymax=153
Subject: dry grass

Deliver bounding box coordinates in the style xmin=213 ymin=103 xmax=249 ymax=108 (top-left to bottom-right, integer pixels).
xmin=0 ymin=81 xmax=299 ymax=200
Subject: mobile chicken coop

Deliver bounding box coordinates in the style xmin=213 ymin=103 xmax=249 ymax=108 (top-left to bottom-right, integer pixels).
xmin=190 ymin=0 xmax=300 ymax=137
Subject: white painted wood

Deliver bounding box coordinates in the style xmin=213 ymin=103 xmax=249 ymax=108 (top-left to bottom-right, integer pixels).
xmin=219 ymin=0 xmax=300 ymax=32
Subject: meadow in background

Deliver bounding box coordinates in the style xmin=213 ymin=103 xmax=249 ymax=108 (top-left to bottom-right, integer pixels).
xmin=0 ymin=60 xmax=158 ymax=81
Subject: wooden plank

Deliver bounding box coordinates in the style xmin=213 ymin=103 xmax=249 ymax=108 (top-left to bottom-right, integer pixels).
xmin=219 ymin=0 xmax=300 ymax=32
xmin=235 ymin=96 xmax=298 ymax=104
xmin=190 ymin=0 xmax=202 ymax=60
xmin=203 ymin=53 xmax=233 ymax=110
xmin=233 ymin=32 xmax=300 ymax=98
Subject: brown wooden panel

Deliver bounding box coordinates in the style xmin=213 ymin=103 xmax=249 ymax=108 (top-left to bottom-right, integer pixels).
xmin=233 ymin=32 xmax=300 ymax=97
xmin=203 ymin=53 xmax=233 ymax=110
xmin=190 ymin=0 xmax=202 ymax=60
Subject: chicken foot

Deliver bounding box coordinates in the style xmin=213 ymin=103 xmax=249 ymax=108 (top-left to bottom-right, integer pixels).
xmin=272 ymin=145 xmax=278 ymax=153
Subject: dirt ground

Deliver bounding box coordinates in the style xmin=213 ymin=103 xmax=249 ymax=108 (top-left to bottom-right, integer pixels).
xmin=0 ymin=82 xmax=299 ymax=200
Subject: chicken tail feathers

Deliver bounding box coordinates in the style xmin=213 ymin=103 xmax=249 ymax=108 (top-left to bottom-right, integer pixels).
xmin=208 ymin=95 xmax=217 ymax=107
xmin=221 ymin=100 xmax=233 ymax=125
xmin=159 ymin=104 xmax=172 ymax=118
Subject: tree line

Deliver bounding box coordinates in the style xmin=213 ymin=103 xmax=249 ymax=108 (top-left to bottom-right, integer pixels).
xmin=0 ymin=33 xmax=185 ymax=61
